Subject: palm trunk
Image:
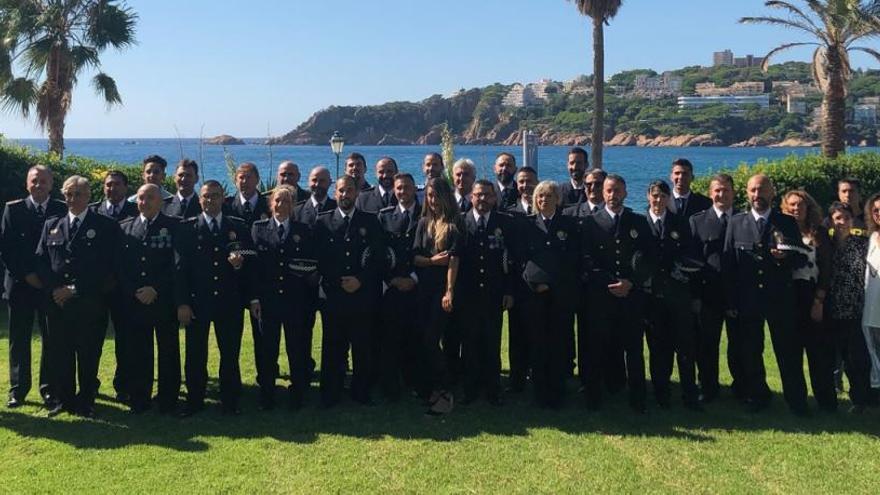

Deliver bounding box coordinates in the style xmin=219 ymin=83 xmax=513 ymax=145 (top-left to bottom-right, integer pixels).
xmin=44 ymin=47 xmax=67 ymax=157
xmin=47 ymin=107 xmax=65 ymax=158
xmin=822 ymin=46 xmax=847 ymax=158
xmin=591 ymin=15 xmax=604 ymax=169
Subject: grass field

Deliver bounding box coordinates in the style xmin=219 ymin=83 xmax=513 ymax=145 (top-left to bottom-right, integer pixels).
xmin=0 ymin=305 xmax=878 ymax=494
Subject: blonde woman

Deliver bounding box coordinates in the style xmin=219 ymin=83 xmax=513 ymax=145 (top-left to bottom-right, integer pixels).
xmin=862 ymin=192 xmax=880 ymax=392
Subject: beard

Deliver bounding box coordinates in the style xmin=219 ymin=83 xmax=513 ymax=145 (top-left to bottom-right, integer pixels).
xmin=496 ymin=170 xmax=514 ymax=186
xmin=569 ymin=169 xmax=584 ymax=182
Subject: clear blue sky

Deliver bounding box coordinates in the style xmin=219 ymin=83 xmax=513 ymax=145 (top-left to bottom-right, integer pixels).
xmin=2 ymin=0 xmax=878 ymax=139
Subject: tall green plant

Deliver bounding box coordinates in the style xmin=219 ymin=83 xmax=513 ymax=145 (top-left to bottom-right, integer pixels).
xmin=0 ymin=0 xmax=138 ymax=157
xmin=440 ymin=122 xmax=456 ymax=182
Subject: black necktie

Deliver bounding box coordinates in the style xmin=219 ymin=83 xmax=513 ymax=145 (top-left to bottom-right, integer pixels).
xmin=403 ymin=210 xmax=411 ymax=231
xmin=342 ymin=215 xmax=350 ymax=232
xmin=676 ymin=197 xmax=685 ymax=214
xmin=543 ymin=217 xmax=552 ymax=230
xmin=382 ymin=191 xmax=391 ymax=206
xmin=179 ymin=198 xmax=188 ymax=216
xmin=459 ymin=197 xmax=467 ymax=211
xmin=478 ymin=215 xmax=487 ymax=232
xmin=757 ymin=217 xmax=766 ymax=236
xmin=70 ymin=217 xmax=80 ymax=238
xmin=36 ymin=204 xmax=44 ymax=218
xmin=210 ymin=217 xmax=219 ymax=234
xmin=278 ymin=223 xmax=285 ymax=242
xmin=591 ymin=205 xmax=599 ymax=214
xmin=656 ymin=218 xmax=664 ymax=238
xmin=612 ymin=214 xmax=620 ymax=232
xmin=720 ymin=212 xmax=729 ymax=231
xmin=526 ymin=205 xmax=533 ymax=215
xmin=243 ymin=200 xmax=253 ymax=215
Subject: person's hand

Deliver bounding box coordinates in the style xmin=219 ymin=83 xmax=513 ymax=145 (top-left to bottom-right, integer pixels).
xmin=52 ymin=286 xmax=74 ymax=307
xmin=24 ymin=273 xmax=43 ymax=289
xmin=430 ymin=251 xmax=450 ymax=266
xmin=390 ymin=276 xmax=416 ymax=292
xmin=502 ymin=295 xmax=514 ymax=310
xmin=135 ymin=286 xmax=158 ymax=305
xmin=442 ymin=289 xmax=454 ymax=313
xmin=770 ymin=248 xmax=787 ymax=260
xmin=608 ymin=279 xmax=633 ymax=298
xmin=810 ymin=299 xmax=823 ymax=323
xmin=341 ymin=276 xmax=361 ymax=293
xmin=228 ymin=252 xmax=244 ymax=270
xmin=250 ymin=301 xmax=262 ymax=321
xmin=177 ymin=304 xmax=194 ymax=326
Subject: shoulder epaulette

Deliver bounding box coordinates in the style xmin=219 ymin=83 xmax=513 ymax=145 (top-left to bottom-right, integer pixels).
xmin=253 ymin=218 xmax=271 ymax=226
xmin=6 ymin=198 xmax=25 ymax=206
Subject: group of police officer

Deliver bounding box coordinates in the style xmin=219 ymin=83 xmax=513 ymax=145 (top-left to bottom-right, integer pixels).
xmin=0 ymin=149 xmax=858 ymax=417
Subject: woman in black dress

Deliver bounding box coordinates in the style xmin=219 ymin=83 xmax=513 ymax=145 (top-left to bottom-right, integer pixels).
xmin=413 ymin=177 xmax=462 ymax=415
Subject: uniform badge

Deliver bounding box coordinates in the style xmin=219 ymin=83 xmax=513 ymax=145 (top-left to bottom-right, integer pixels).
xmin=630 ymin=228 xmax=639 ymax=239
xmin=292 ymin=234 xmax=301 ymax=243
xmin=86 ymin=229 xmax=96 ymax=239
xmin=494 ymin=228 xmax=503 ymax=237
xmin=51 ymin=228 xmax=59 ymax=235
xmin=557 ymin=230 xmax=567 ymax=241
xmin=670 ymin=230 xmax=679 ymax=240
xmin=359 ymin=227 xmax=367 ymax=236
xmin=229 ymin=231 xmax=237 ymax=241
xmin=159 ymin=227 xmax=168 ymax=236
xmin=261 ymin=213 xmax=268 ymax=220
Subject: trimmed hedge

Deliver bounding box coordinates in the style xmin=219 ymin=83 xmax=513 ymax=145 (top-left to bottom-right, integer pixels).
xmin=0 ymin=140 xmax=173 ymax=206
xmin=691 ymin=151 xmax=880 ymax=211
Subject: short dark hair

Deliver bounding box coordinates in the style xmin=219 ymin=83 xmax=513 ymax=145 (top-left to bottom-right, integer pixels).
xmin=474 ymin=179 xmax=495 ymax=190
xmin=648 ymin=179 xmax=671 ymax=196
xmin=709 ymin=173 xmax=734 ymax=189
xmin=828 ymin=201 xmax=854 ymax=218
xmin=605 ymin=173 xmax=627 ymax=188
xmin=838 ymin=177 xmax=861 ymax=190
xmin=346 ymin=152 xmax=366 ymax=167
xmin=104 ymin=170 xmax=128 ymax=185
xmin=393 ymin=173 xmax=415 ymax=185
xmin=517 ymin=166 xmax=538 ymax=179
xmin=425 ymin=152 xmax=444 ymax=166
xmin=379 ymin=156 xmax=399 ymax=171
xmin=585 ymin=168 xmax=607 ymax=181
xmin=202 ymin=179 xmax=223 ymax=190
xmin=143 ymin=154 xmax=167 ymax=170
xmin=495 ymin=152 xmax=516 ymax=165
xmin=568 ymin=147 xmax=589 ymax=163
xmin=236 ymin=162 xmax=260 ymax=179
xmin=671 ymin=158 xmax=694 ymax=173
xmin=177 ymin=158 xmax=199 ymax=176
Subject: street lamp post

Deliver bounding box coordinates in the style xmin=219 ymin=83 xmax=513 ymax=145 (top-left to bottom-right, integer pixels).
xmin=330 ymin=131 xmax=345 ymax=178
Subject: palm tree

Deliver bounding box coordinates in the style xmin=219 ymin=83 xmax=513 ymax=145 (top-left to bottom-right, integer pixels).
xmin=569 ymin=0 xmax=623 ymax=169
xmin=0 ymin=1 xmax=137 ymax=156
xmin=741 ymin=0 xmax=880 ymax=158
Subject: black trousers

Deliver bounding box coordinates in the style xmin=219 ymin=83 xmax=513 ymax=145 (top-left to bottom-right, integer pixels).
xmin=793 ymin=280 xmax=837 ymax=410
xmin=320 ymin=300 xmax=372 ymax=405
xmin=184 ymin=310 xmax=244 ymax=407
xmin=6 ymin=282 xmax=51 ymax=401
xmin=645 ymin=294 xmax=698 ymax=404
xmin=583 ymin=291 xmax=646 ymax=408
xmin=46 ymin=295 xmax=107 ymax=411
xmin=525 ymin=291 xmax=569 ymax=407
xmin=738 ymin=306 xmax=807 ymax=411
xmin=461 ymin=300 xmax=503 ymax=400
xmin=697 ymin=300 xmax=744 ymax=399
xmin=829 ymin=318 xmax=873 ymax=406
xmin=258 ymin=304 xmax=310 ymax=403
xmin=576 ymin=299 xmax=626 ymax=392
xmin=105 ymin=292 xmax=129 ymax=397
xmin=419 ymin=291 xmax=453 ymax=396
xmin=127 ymin=303 xmax=180 ymax=410
xmin=378 ymin=287 xmax=419 ymax=399
xmin=507 ymin=300 xmax=530 ymax=389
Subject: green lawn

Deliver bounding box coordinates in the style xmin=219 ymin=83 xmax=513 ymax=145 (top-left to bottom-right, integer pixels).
xmin=0 ymin=306 xmax=878 ymax=494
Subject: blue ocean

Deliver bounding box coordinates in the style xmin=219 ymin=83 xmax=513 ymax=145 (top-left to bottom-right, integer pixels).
xmin=10 ymin=138 xmax=873 ymax=209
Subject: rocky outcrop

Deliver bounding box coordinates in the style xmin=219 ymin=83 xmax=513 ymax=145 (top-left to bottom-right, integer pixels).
xmin=730 ymin=135 xmax=778 ymax=147
xmin=604 ymin=132 xmax=722 ymax=147
xmin=205 ymin=134 xmax=245 ymax=145
xmin=768 ymin=137 xmax=820 ymax=147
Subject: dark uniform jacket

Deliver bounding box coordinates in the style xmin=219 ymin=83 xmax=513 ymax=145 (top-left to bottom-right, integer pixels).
xmin=36 ymin=210 xmax=121 ymax=298
xmin=263 ymin=186 xmax=310 ymax=205
xmin=458 ymin=210 xmax=516 ymax=306
xmin=1 ymin=198 xmax=67 ymax=296
xmin=515 ymin=213 xmax=580 ymax=310
xmin=355 ymin=185 xmax=397 ymax=214
xmin=314 ymin=208 xmax=384 ymax=307
xmin=250 ymin=217 xmax=316 ymax=315
xmin=163 ymin=193 xmax=202 ymax=219
xmin=494 ymin=183 xmax=519 ymax=211
xmin=672 ymin=192 xmax=712 ymax=219
xmin=378 ymin=203 xmax=420 ymax=283
xmin=722 ymin=208 xmax=804 ymax=317
xmin=559 ymin=181 xmax=586 ymax=207
xmin=505 ymin=200 xmax=533 ymax=218
xmin=455 ymin=193 xmax=473 ymax=213
xmin=224 ymin=193 xmax=270 ymax=225
xmin=645 ymin=211 xmax=693 ymax=299
xmin=295 ymin=198 xmax=337 ymax=226
xmin=580 ymin=208 xmax=656 ymax=293
xmin=689 ymin=207 xmax=737 ymax=308
xmin=117 ymin=212 xmax=180 ymax=311
xmin=89 ymin=200 xmax=138 ymax=222
xmin=173 ymin=214 xmax=256 ymax=319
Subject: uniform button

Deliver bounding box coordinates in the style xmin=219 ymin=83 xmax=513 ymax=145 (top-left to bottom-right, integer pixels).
xmin=141 ymin=256 xmax=146 ymax=261
xmin=141 ymin=272 xmax=146 ymax=276
xmin=479 ymin=256 xmax=484 ymax=260
xmin=616 ymin=239 xmax=621 ymax=244
xmin=280 ymin=248 xmax=284 ymax=254
xmin=213 ymin=261 xmax=219 ymax=266
xmin=346 ymin=251 xmax=350 ymax=256
xmin=65 ymin=259 xmax=70 ymax=264
xmin=213 ymin=290 xmax=219 ymax=295
xmin=479 ymin=283 xmax=484 ymax=288
xmin=616 ymin=260 xmax=621 ymax=265
xmin=758 ymin=284 xmax=764 ymax=289
xmin=64 ymin=273 xmax=70 ymax=278
xmin=143 ymin=242 xmax=148 ymax=246
xmin=278 ymin=262 xmax=284 ymax=267
xmin=213 ymin=276 xmax=219 ymax=281
xmin=214 ymin=247 xmax=219 ymax=252
xmin=758 ymin=270 xmax=764 ymax=275
xmin=278 ymin=289 xmax=284 ymax=294
xmin=278 ymin=276 xmax=284 ymax=281
xmin=346 ymin=266 xmax=351 ymax=270
xmin=615 ymin=250 xmax=620 ymax=254
xmin=479 ymin=242 xmax=484 ymax=247
xmin=479 ymin=269 xmax=485 ymax=273
xmin=546 ymin=241 xmax=551 ymax=246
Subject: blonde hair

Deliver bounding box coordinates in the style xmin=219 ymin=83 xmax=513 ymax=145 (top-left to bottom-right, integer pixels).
xmin=422 ymin=177 xmax=458 ymax=252
xmin=61 ymin=175 xmax=89 ymax=194
xmin=532 ymin=180 xmax=560 ymax=213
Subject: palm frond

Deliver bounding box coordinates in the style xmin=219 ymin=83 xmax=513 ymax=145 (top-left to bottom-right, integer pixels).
xmin=765 ymin=1 xmax=824 ymax=35
xmin=568 ymin=0 xmax=623 ymax=23
xmin=92 ymin=72 xmax=121 ymax=106
xmin=759 ymin=41 xmax=820 ymax=71
xmin=70 ymin=44 xmax=99 ymax=72
xmin=87 ymin=1 xmax=137 ymax=50
xmin=739 ymin=15 xmax=825 ymax=39
xmin=0 ymin=76 xmax=37 ymax=117
xmin=849 ymin=45 xmax=880 ymax=64
xmin=21 ymin=36 xmax=52 ymax=78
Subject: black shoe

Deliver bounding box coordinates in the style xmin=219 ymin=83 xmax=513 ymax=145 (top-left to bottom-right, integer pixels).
xmin=46 ymin=402 xmax=66 ymax=417
xmin=487 ymin=395 xmax=504 ymax=407
xmin=158 ymin=402 xmax=178 ymax=415
xmin=258 ymin=398 xmax=276 ymax=411
xmin=129 ymin=403 xmax=151 ymax=415
xmin=7 ymin=396 xmax=22 ymax=409
xmin=656 ymin=397 xmax=671 ymax=409
xmin=630 ymin=402 xmax=647 ymax=414
xmin=179 ymin=402 xmax=204 ymax=418
xmin=221 ymin=404 xmax=242 ymax=416
xmin=684 ymin=399 xmax=704 ymax=412
xmin=849 ymin=404 xmax=866 ymax=414
xmin=459 ymin=395 xmax=477 ymax=406
xmin=77 ymin=405 xmax=96 ymax=418
xmin=115 ymin=392 xmax=131 ymax=405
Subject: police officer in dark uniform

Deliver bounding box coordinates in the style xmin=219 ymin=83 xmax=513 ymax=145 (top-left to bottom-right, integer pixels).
xmin=558 ymin=147 xmax=589 ymax=207
xmin=580 ymin=174 xmax=655 ymax=413
xmin=516 ymin=180 xmax=579 ymax=408
xmin=416 ymin=153 xmax=445 ymax=204
xmin=344 ymin=152 xmax=373 ymax=192
xmin=251 ymin=185 xmax=316 ymax=410
xmin=643 ymin=180 xmax=700 ymax=410
xmin=175 ymin=180 xmax=258 ymax=416
xmin=1 ymin=165 xmax=66 ymax=408
xmin=669 ymin=158 xmax=712 ymax=218
xmin=117 ymin=184 xmax=181 ymax=414
xmin=493 ymin=152 xmax=519 ymax=210
xmin=356 ymin=157 xmax=398 ymax=213
xmin=89 ymin=170 xmax=138 ymax=403
xmin=452 ymin=159 xmax=476 ymax=213
xmin=295 ymin=166 xmax=336 ymax=225
xmin=722 ymin=174 xmax=809 ymax=415
xmin=273 ymin=160 xmax=311 ymax=204
xmin=458 ymin=180 xmax=515 ymax=405
xmin=689 ymin=173 xmax=744 ymax=403
xmin=376 ymin=173 xmax=421 ymax=400
xmin=163 ymin=159 xmax=202 ymax=219
xmin=37 ymin=176 xmax=121 ymax=417
xmin=314 ymin=175 xmax=384 ymax=406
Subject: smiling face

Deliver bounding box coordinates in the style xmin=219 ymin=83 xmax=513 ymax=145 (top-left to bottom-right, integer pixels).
xmin=393 ymin=176 xmax=415 ymax=208
xmin=747 ymin=175 xmax=774 ymax=214
xmin=516 ymin=170 xmax=537 ymax=200
xmin=136 ymin=185 xmax=163 ymax=219
xmin=647 ymin=188 xmax=669 ymax=217
xmin=453 ymin=165 xmax=475 ymax=195
xmin=670 ymin=164 xmax=693 ymax=195
xmin=345 ymin=157 xmax=365 ymax=182
xmin=783 ymin=194 xmax=807 ymax=224
xmin=175 ymin=165 xmax=198 ymax=197
xmin=423 ymin=154 xmax=443 ymax=180
xmin=199 ymin=183 xmax=224 ymax=216
xmin=277 ymin=162 xmax=300 ymax=187
xmin=143 ymin=162 xmax=166 ymax=187
xmin=603 ymin=178 xmax=627 ymax=213
xmin=568 ymin=152 xmax=587 ymax=182
xmin=376 ymin=159 xmax=397 ymax=190
xmin=26 ymin=167 xmax=52 ymax=203
xmin=709 ymin=179 xmax=734 ymax=211
xmin=472 ymin=183 xmax=496 ymax=215
xmin=309 ymin=168 xmax=330 ymax=200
